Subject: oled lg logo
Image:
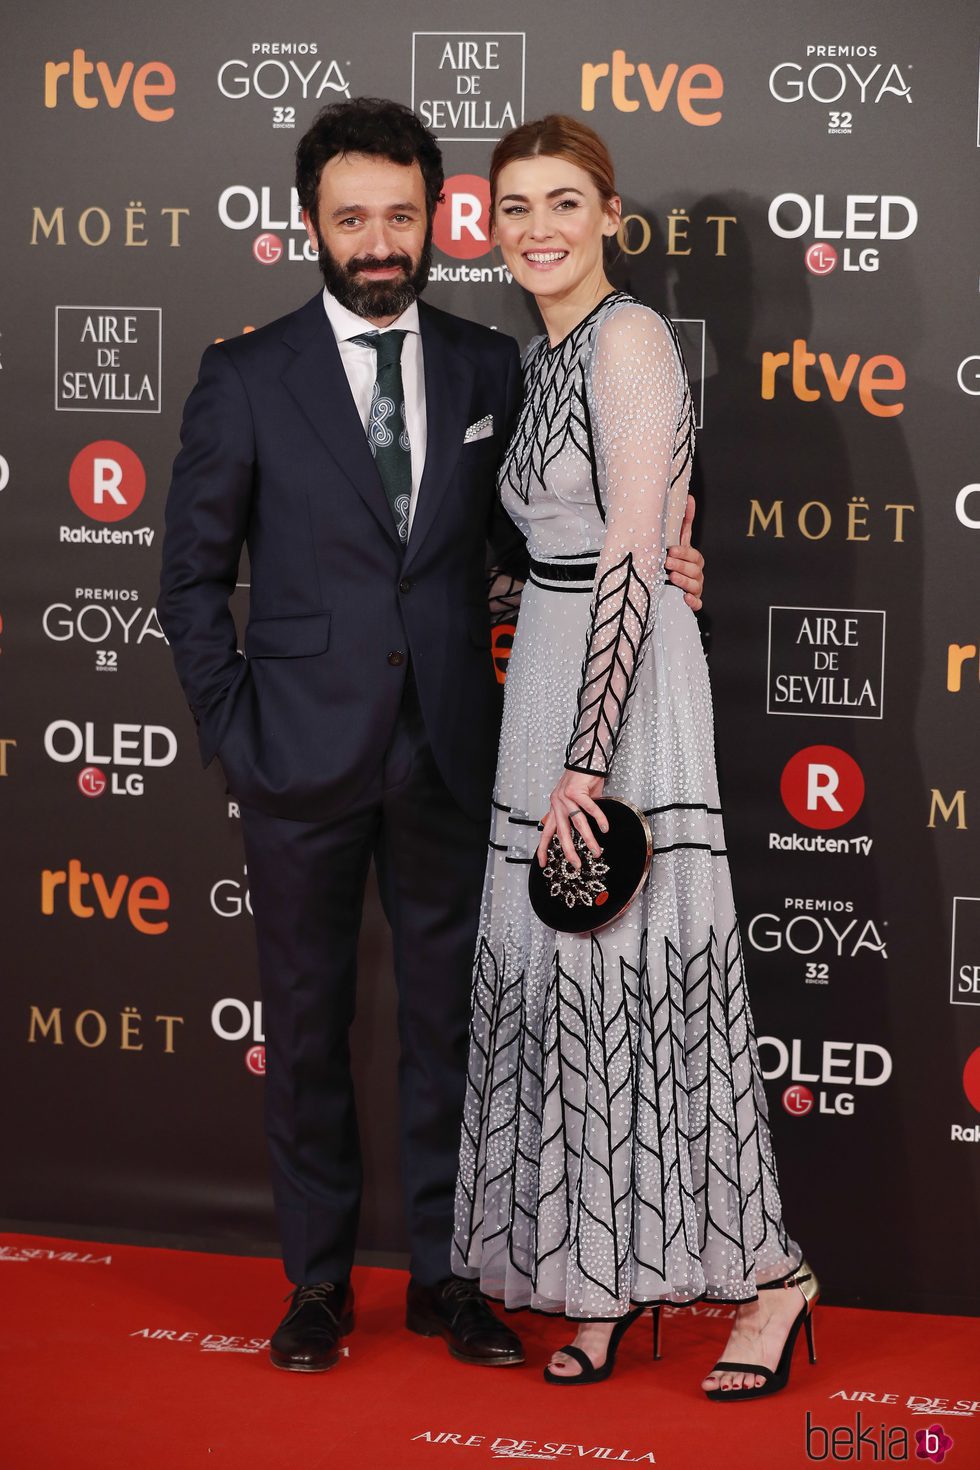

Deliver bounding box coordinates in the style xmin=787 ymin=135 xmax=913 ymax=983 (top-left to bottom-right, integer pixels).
xmin=211 ymin=997 xmax=266 ymax=1076
xmin=783 ymin=1084 xmax=814 ymax=1116
xmin=806 ymin=243 xmax=837 ymax=275
xmin=956 ymin=485 xmax=980 ymax=530
xmin=771 ymin=193 xmax=917 ymax=275
xmin=63 ymin=442 xmax=154 ymax=549
xmin=253 ymin=233 xmax=283 ymax=264
xmin=760 ymin=1036 xmax=892 ymax=1119
xmin=44 ymin=49 xmax=176 ymax=122
xmin=45 ymin=720 xmax=177 ymax=798
xmin=217 ymin=186 xmax=316 ymax=263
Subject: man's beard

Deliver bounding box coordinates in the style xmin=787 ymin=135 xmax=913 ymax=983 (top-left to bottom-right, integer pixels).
xmin=315 ymin=230 xmax=432 ymax=319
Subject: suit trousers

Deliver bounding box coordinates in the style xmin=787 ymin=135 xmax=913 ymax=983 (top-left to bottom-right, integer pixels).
xmin=240 ymin=669 xmax=491 ymax=1286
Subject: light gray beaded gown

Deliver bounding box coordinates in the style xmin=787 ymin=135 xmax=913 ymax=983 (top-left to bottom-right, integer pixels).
xmin=452 ymin=292 xmax=801 ymax=1317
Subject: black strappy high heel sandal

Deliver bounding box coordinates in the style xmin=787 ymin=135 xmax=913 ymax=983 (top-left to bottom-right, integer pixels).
xmin=543 ymin=1303 xmax=663 ymax=1386
xmin=703 ymin=1261 xmax=819 ymax=1402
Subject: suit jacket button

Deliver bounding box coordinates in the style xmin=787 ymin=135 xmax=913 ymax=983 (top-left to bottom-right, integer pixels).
xmin=388 ymin=650 xmax=405 ymax=667
xmin=399 ymin=578 xmax=412 ymax=594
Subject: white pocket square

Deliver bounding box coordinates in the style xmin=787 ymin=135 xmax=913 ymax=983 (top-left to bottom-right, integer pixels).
xmin=464 ymin=414 xmax=493 ymax=443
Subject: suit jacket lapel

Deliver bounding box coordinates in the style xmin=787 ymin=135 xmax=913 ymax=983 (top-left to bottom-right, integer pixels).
xmin=403 ymin=303 xmax=474 ymax=572
xmin=281 ymin=296 xmax=400 ymax=548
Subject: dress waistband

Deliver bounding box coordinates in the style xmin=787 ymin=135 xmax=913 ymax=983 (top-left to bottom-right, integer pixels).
xmin=528 ymin=556 xmax=674 ymax=591
xmin=529 ymin=556 xmax=599 ymax=584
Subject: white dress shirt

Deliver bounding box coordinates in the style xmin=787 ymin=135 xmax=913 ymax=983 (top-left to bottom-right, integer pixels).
xmin=322 ymin=287 xmax=427 ymax=540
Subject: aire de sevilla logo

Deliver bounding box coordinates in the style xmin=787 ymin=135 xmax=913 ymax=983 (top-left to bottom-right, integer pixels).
xmin=69 ymin=441 xmax=145 ymax=521
xmin=780 ymin=746 xmax=865 ymax=830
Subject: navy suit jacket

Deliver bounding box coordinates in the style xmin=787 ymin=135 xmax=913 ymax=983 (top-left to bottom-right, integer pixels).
xmin=159 ymin=292 xmax=525 ymax=822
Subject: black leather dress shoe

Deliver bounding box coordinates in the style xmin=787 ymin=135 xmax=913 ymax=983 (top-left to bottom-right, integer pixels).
xmin=269 ymin=1281 xmax=354 ymax=1372
xmin=405 ymin=1276 xmax=524 ymax=1366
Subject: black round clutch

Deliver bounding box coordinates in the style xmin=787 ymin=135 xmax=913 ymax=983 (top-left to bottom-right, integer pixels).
xmin=528 ymin=797 xmax=653 ymax=934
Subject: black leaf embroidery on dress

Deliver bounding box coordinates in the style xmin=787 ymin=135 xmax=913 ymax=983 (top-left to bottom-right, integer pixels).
xmin=499 ymin=293 xmax=634 ymax=507
xmin=565 ymin=553 xmax=652 ymax=776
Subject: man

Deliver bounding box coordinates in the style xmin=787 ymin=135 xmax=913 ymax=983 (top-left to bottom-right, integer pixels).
xmin=159 ymin=98 xmax=705 ymax=1375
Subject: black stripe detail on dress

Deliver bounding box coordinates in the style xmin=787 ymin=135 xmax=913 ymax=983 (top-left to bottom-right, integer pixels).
xmin=529 ymin=558 xmax=599 ymax=582
xmin=529 ymin=576 xmax=595 ymax=593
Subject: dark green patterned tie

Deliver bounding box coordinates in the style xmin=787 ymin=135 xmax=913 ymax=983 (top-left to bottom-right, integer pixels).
xmin=350 ymin=329 xmax=412 ymax=543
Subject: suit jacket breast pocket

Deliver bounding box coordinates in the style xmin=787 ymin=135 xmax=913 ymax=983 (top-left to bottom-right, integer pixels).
xmin=244 ymin=612 xmax=331 ymax=658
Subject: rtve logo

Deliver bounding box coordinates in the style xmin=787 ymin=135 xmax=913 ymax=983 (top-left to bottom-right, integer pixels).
xmin=41 ymin=861 xmax=170 ymax=936
xmin=69 ymin=441 xmax=145 ymax=522
xmin=44 ymin=49 xmax=175 ymax=121
xmin=780 ymin=746 xmax=865 ymax=830
xmin=947 ymin=642 xmax=979 ymax=692
xmin=433 ymin=175 xmax=492 ymax=260
xmin=581 ymin=50 xmax=723 ymax=125
xmin=761 ymin=339 xmax=905 ymax=417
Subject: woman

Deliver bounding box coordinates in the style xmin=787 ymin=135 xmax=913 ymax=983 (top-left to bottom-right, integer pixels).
xmin=452 ymin=116 xmax=816 ymax=1400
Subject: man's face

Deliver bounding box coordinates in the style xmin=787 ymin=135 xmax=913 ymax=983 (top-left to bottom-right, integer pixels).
xmin=303 ymin=152 xmax=431 ymax=325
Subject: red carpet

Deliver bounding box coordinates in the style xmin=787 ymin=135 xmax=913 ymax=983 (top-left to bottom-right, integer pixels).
xmin=1 ymin=1232 xmax=977 ymax=1470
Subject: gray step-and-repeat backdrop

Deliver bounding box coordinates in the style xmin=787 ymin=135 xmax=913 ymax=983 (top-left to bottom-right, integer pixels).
xmin=2 ymin=1 xmax=977 ymax=1314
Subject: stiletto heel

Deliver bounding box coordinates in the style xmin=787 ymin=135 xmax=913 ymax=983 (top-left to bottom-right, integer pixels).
xmin=544 ymin=1304 xmax=657 ymax=1386
xmin=703 ymin=1261 xmax=820 ymax=1402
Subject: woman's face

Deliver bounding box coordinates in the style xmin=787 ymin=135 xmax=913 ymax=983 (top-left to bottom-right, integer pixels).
xmin=493 ymin=154 xmax=621 ymax=302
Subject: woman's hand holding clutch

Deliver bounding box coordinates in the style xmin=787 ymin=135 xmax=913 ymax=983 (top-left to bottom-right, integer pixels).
xmin=537 ymin=770 xmax=608 ymax=870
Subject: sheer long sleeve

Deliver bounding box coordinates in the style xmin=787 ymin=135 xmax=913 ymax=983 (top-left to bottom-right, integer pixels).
xmin=564 ymin=306 xmax=693 ymax=776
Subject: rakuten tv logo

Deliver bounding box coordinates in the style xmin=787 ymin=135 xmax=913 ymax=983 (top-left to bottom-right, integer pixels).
xmin=433 ymin=175 xmax=491 ymax=259
xmin=780 ymin=746 xmax=865 ymax=830
xmin=69 ymin=442 xmax=145 ymax=521
xmin=41 ymin=861 xmax=170 ymax=935
xmin=44 ymin=49 xmax=176 ymax=122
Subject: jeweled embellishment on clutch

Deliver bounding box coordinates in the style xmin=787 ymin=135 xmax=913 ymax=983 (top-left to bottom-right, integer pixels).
xmin=543 ymin=829 xmax=610 ymax=908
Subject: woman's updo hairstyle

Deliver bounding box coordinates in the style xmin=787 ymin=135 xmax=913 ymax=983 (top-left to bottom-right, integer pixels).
xmin=489 ymin=114 xmax=618 ymax=214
